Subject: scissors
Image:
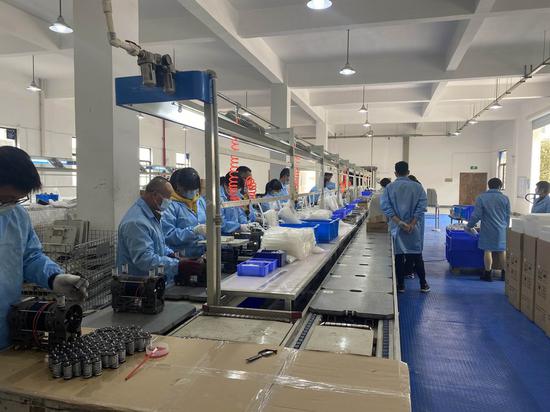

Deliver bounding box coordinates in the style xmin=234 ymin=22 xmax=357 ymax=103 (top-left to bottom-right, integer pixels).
xmin=246 ymin=349 xmax=278 ymax=363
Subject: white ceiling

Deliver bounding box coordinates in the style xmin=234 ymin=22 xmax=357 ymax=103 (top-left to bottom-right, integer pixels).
xmin=2 ymin=0 xmax=550 ymax=134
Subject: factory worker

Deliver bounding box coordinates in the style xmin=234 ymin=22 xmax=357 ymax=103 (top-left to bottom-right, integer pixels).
xmin=367 ymin=177 xmax=391 ymax=223
xmin=117 ymin=176 xmax=181 ymax=278
xmin=259 ymin=179 xmax=283 ymax=212
xmin=531 ymin=181 xmax=550 ymax=213
xmin=466 ymin=178 xmax=511 ymax=282
xmin=162 ymin=168 xmax=206 ymax=258
xmin=279 ymin=168 xmax=290 ymax=202
xmin=381 ymin=161 xmax=430 ymax=293
xmin=235 ymin=165 xmax=257 ymax=222
xmin=0 ymin=147 xmax=88 ymax=350
xmin=220 ymin=172 xmax=251 ymax=235
xmin=309 ymin=172 xmax=336 ymax=204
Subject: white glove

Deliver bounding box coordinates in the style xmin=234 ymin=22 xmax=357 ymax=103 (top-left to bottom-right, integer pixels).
xmin=52 ymin=274 xmax=89 ymax=302
xmin=193 ymin=224 xmax=207 ymax=237
xmin=465 ymin=226 xmax=478 ymax=236
xmin=240 ymin=223 xmax=251 ymax=233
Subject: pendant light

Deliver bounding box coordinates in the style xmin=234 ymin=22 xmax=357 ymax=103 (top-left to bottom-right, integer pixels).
xmin=490 ymin=78 xmax=503 ymax=110
xmin=468 ymin=105 xmax=478 ymax=124
xmin=137 ymin=113 xmax=144 ymax=120
xmin=242 ymin=91 xmax=251 ymax=117
xmin=26 ymin=55 xmax=42 ymax=92
xmin=49 ymin=0 xmax=73 ymax=34
xmin=358 ymin=85 xmax=368 ymax=113
xmin=362 ymin=106 xmax=371 ymax=128
xmin=306 ymin=0 xmax=332 ymax=10
xmin=339 ymin=29 xmax=356 ymax=76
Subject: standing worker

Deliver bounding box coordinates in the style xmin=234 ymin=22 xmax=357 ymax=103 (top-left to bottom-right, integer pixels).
xmin=466 ymin=178 xmax=511 ymax=281
xmin=531 ymin=181 xmax=550 ymax=213
xmin=117 ymin=176 xmax=182 ymax=279
xmin=162 ymin=168 xmax=207 ymax=258
xmin=381 ymin=161 xmax=430 ymax=293
xmin=0 ymin=147 xmax=88 ymax=350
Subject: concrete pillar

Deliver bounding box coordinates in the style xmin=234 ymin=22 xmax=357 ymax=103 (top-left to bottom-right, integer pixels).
xmin=402 ymin=136 xmax=410 ymax=163
xmin=270 ymin=84 xmax=291 ymax=179
xmin=74 ymin=0 xmax=140 ymax=230
xmin=315 ymin=121 xmax=328 ymax=148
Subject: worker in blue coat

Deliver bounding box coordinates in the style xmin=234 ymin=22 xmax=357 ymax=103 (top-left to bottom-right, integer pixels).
xmin=466 ymin=178 xmax=511 ymax=282
xmin=117 ymin=176 xmax=180 ymax=280
xmin=220 ymin=172 xmax=251 ymax=235
xmin=532 ymin=181 xmax=550 ymax=213
xmin=259 ymin=179 xmax=283 ymax=212
xmin=162 ymin=168 xmax=206 ymax=258
xmin=0 ymin=147 xmax=88 ymax=350
xmin=279 ymin=168 xmax=290 ymax=203
xmin=381 ymin=161 xmax=430 ymax=293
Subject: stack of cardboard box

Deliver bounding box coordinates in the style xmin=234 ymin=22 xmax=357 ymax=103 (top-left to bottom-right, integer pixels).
xmin=535 ymin=239 xmax=550 ymax=335
xmin=506 ymin=228 xmax=522 ymax=310
xmin=520 ymin=235 xmax=537 ymax=321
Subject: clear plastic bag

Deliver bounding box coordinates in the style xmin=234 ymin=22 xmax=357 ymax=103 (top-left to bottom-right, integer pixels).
xmin=260 ymin=227 xmax=316 ymax=260
xmin=278 ymin=205 xmax=301 ymax=224
xmin=263 ymin=209 xmax=280 ymax=228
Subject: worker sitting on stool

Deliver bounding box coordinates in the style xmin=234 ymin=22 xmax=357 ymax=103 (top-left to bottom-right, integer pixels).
xmin=259 ymin=179 xmax=283 ymax=212
xmin=381 ymin=161 xmax=430 ymax=293
xmin=162 ymin=168 xmax=206 ymax=258
xmin=0 ymin=147 xmax=88 ymax=350
xmin=117 ymin=176 xmax=183 ymax=280
xmin=466 ymin=178 xmax=510 ymax=281
xmin=220 ymin=172 xmax=254 ymax=235
xmin=279 ymin=168 xmax=291 ymax=203
xmin=531 ymin=180 xmax=550 ymax=213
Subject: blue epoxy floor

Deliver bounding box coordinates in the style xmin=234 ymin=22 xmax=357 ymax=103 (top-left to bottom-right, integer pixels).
xmin=399 ymin=215 xmax=550 ymax=412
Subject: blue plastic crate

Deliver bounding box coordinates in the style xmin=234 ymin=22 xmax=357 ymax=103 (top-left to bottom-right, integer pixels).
xmin=452 ymin=205 xmax=475 ymax=220
xmin=35 ymin=193 xmax=59 ymax=203
xmin=361 ymin=190 xmax=373 ymax=196
xmin=302 ymin=218 xmax=340 ymax=241
xmin=247 ymin=258 xmax=278 ymax=272
xmin=345 ymin=204 xmax=356 ymax=212
xmin=447 ymin=249 xmax=484 ymax=269
xmin=279 ymin=222 xmax=321 ymax=242
xmin=237 ymin=261 xmax=272 ymax=277
xmin=332 ymin=208 xmax=347 ymax=219
xmin=446 ymin=228 xmax=480 ymax=251
xmin=254 ymin=250 xmax=287 ymax=267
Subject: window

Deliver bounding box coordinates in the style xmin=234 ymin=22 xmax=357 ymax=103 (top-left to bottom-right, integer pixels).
xmin=139 ymin=147 xmax=152 ymax=187
xmin=176 ymin=152 xmax=190 ymax=168
xmin=497 ymin=150 xmax=507 ymax=189
xmin=0 ymin=127 xmax=17 ymax=147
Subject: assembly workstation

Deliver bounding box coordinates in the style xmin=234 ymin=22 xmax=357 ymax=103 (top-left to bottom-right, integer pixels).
xmin=0 ymin=5 xmax=408 ymax=410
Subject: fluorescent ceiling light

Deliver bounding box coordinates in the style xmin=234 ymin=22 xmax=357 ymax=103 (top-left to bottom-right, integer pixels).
xmin=306 ymin=0 xmax=332 ymax=10
xmin=242 ymin=111 xmax=252 ymax=117
xmin=49 ymin=1 xmax=73 ymax=34
xmin=489 ymin=102 xmax=503 ymax=110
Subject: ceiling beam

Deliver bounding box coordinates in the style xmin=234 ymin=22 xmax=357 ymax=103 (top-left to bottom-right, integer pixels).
xmin=0 ymin=2 xmax=60 ymax=53
xmin=421 ymin=81 xmax=448 ymax=118
xmin=291 ymin=89 xmax=327 ymax=124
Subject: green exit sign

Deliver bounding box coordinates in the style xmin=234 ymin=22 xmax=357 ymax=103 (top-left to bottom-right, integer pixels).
xmin=470 ymin=166 xmax=478 ymax=170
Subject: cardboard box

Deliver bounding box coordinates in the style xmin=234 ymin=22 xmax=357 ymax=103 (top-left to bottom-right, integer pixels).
xmin=507 ymin=229 xmax=523 ymax=256
xmin=507 ymin=283 xmax=521 ymax=310
xmin=367 ymin=222 xmax=389 ymax=233
xmin=534 ymin=303 xmax=547 ymax=332
xmin=534 ymin=239 xmax=550 ymax=334
xmin=520 ymin=235 xmax=537 ymax=320
xmin=0 ymin=336 xmax=411 ymax=412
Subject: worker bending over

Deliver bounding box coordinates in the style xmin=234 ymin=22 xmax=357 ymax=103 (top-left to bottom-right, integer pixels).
xmin=117 ymin=177 xmax=181 ymax=279
xmin=0 ymin=147 xmax=88 ymax=350
xmin=260 ymin=179 xmax=284 ymax=212
xmin=162 ymin=168 xmax=206 ymax=258
xmin=532 ymin=180 xmax=550 ymax=213
xmin=220 ymin=172 xmax=255 ymax=235
xmin=466 ymin=178 xmax=511 ymax=282
xmin=381 ymin=161 xmax=430 ymax=293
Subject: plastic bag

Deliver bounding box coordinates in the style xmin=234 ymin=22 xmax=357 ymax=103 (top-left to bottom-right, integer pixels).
xmin=263 ymin=209 xmax=279 ymax=228
xmin=278 ymin=205 xmax=301 ymax=224
xmin=323 ymin=193 xmax=339 ymax=211
xmin=308 ymin=209 xmax=332 ymax=220
xmin=261 ymin=227 xmax=316 ymax=260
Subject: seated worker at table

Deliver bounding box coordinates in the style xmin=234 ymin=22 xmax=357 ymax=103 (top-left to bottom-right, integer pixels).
xmin=236 ymin=165 xmax=257 ymax=222
xmin=259 ymin=179 xmax=284 ymax=212
xmin=532 ymin=180 xmax=550 ymax=213
xmin=220 ymin=172 xmax=255 ymax=235
xmin=0 ymin=147 xmax=88 ymax=350
xmin=309 ymin=172 xmax=336 ymax=204
xmin=162 ymin=168 xmax=207 ymax=258
xmin=367 ymin=177 xmax=391 ymax=223
xmin=117 ymin=176 xmax=181 ymax=279
xmin=279 ymin=168 xmax=290 ymax=202
xmin=466 ymin=178 xmax=511 ymax=282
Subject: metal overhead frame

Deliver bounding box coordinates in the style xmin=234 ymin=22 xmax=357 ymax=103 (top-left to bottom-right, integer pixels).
xmin=115 ymin=69 xmax=358 ymax=318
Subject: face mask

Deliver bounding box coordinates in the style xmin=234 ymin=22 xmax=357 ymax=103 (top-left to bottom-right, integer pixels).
xmin=182 ymin=189 xmax=199 ymax=200
xmin=0 ymin=204 xmax=16 ymax=216
xmin=160 ymin=198 xmax=171 ymax=212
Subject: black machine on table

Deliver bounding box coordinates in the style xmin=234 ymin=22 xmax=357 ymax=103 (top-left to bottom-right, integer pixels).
xmin=111 ymin=265 xmax=165 ymax=314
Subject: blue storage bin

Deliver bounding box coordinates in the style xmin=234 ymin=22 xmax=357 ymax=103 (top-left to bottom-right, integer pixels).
xmin=237 ymin=261 xmax=272 ymax=277
xmin=254 ymin=250 xmax=287 ymax=267
xmin=35 ymin=193 xmax=59 ymax=203
xmin=302 ymin=218 xmax=340 ymax=241
xmin=247 ymin=258 xmax=278 ymax=272
xmin=451 ymin=205 xmax=475 ymax=220
xmin=445 ymin=228 xmax=484 ymax=269
xmin=332 ymin=208 xmax=347 ymax=219
xmin=447 ymin=250 xmax=484 ymax=269
xmin=280 ymin=222 xmax=321 ymax=242
xmin=361 ymin=190 xmax=373 ymax=196
xmin=446 ymin=228 xmax=479 ymax=251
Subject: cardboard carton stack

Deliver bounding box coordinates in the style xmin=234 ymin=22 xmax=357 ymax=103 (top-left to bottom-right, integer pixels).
xmin=520 ymin=235 xmax=537 ymax=320
xmin=535 ymin=239 xmax=550 ymax=335
xmin=506 ymin=227 xmax=522 ymax=310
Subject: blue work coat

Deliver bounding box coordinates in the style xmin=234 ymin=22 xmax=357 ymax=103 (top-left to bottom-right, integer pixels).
xmin=162 ymin=199 xmax=206 ymax=258
xmin=259 ymin=193 xmax=281 ymax=212
xmin=532 ymin=195 xmax=550 ymax=213
xmin=309 ymin=182 xmax=336 ymax=204
xmin=280 ymin=183 xmax=289 ymax=204
xmin=0 ymin=206 xmax=62 ymax=350
xmin=467 ymin=189 xmax=511 ymax=251
xmin=117 ymin=198 xmax=179 ymax=278
xmin=220 ymin=187 xmax=248 ymax=235
xmin=381 ymin=176 xmax=428 ymax=254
